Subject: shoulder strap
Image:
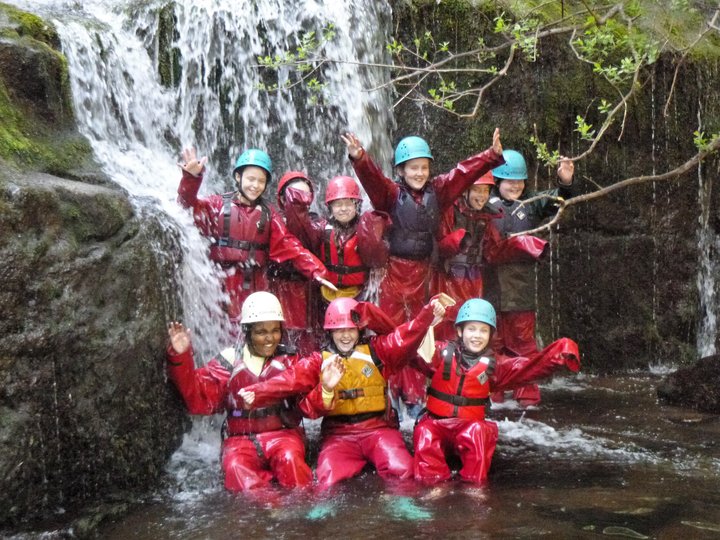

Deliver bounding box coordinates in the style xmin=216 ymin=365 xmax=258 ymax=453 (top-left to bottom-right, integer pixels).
xmin=215 ymin=347 xmax=235 ymax=373
xmin=440 ymin=341 xmax=456 ymax=381
xmin=219 ymin=193 xmax=233 ymax=246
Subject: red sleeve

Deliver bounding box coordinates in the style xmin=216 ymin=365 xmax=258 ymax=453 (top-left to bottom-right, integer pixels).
xmin=487 ymin=234 xmax=549 ymax=265
xmin=239 ymin=353 xmax=323 ymax=407
xmin=166 ymin=347 xmax=230 ymax=415
xmin=410 ymin=339 xmax=451 ymax=378
xmin=491 ymin=338 xmax=580 ymax=392
xmin=298 ymin=384 xmax=334 ymax=419
xmin=282 ymin=199 xmax=325 ymax=253
xmin=268 ymin=210 xmax=328 ymax=279
xmin=356 ymin=210 xmax=391 ymax=268
xmin=350 ymin=151 xmax=399 ymax=212
xmin=177 ymin=170 xmax=226 ymax=238
xmin=436 ymin=204 xmax=466 ymax=258
xmin=371 ymin=302 xmax=437 ymax=375
xmin=432 ymin=148 xmax=505 ymax=211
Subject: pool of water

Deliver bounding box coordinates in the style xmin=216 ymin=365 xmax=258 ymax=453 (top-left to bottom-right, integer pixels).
xmin=99 ymin=372 xmax=720 ymax=539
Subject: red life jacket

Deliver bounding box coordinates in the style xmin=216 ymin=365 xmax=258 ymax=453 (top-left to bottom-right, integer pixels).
xmin=426 ymin=342 xmax=494 ymax=420
xmin=221 ymin=347 xmax=301 ymax=435
xmin=321 ymin=223 xmax=367 ymax=287
xmin=209 ymin=194 xmax=271 ymax=266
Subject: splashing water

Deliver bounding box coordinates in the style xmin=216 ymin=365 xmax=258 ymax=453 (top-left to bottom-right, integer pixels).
xmin=14 ymin=0 xmax=394 ymax=357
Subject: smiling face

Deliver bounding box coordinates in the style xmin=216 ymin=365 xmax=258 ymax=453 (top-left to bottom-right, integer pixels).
xmin=331 ymin=327 xmax=360 ymax=355
xmin=236 ymin=165 xmax=268 ymax=203
xmin=498 ymin=179 xmax=525 ymax=201
xmin=457 ymin=321 xmax=491 ymax=355
xmin=249 ymin=320 xmax=282 ymax=357
xmin=466 ymin=184 xmax=491 ymax=210
xmin=398 ymin=157 xmax=431 ymax=191
xmin=329 ymin=198 xmax=358 ymax=225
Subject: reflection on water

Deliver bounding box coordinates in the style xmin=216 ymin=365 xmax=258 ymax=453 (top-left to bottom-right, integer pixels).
xmin=100 ymin=373 xmax=720 ymax=539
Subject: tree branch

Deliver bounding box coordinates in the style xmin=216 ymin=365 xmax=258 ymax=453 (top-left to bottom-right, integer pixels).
xmin=510 ymin=137 xmax=720 ymax=237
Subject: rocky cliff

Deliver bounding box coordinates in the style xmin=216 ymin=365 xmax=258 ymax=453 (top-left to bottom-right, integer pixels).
xmin=0 ymin=3 xmax=187 ymax=531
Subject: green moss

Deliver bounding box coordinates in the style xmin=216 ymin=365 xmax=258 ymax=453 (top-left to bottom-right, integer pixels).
xmin=0 ymin=75 xmax=91 ymax=171
xmin=157 ymin=2 xmax=181 ymax=88
xmin=0 ymin=4 xmax=92 ymax=175
xmin=0 ymin=2 xmax=60 ymax=47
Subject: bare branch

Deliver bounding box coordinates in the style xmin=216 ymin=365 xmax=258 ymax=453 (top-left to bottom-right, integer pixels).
xmin=510 ymin=137 xmax=720 ymax=236
xmin=663 ymin=10 xmax=720 ymax=117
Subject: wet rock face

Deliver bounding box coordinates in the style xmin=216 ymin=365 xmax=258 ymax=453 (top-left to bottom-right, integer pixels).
xmin=0 ymin=172 xmax=189 ymax=528
xmin=657 ymin=356 xmax=720 ymax=413
xmin=390 ymin=1 xmax=720 ymax=371
xmin=0 ymin=6 xmax=188 ymax=530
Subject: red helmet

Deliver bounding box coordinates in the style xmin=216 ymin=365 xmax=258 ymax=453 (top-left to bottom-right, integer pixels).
xmin=473 ymin=171 xmax=495 ymax=186
xmin=324 ymin=297 xmax=360 ymax=329
xmin=277 ymin=170 xmax=313 ymax=208
xmin=325 ymin=176 xmax=362 ymax=204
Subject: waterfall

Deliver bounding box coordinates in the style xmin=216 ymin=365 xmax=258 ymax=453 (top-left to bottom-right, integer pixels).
xmin=14 ymin=0 xmax=394 ymax=358
xmin=697 ymin=152 xmax=717 ymax=357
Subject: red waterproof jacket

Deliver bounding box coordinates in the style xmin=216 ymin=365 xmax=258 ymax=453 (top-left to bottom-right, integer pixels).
xmin=350 ymin=147 xmax=505 ymax=237
xmin=239 ymin=302 xmax=436 ymax=417
xmin=420 ymin=337 xmax=581 ymax=414
xmin=167 ymin=344 xmax=303 ymax=434
xmin=177 ymin=170 xmax=326 ymax=279
xmin=282 ymin=191 xmax=388 ymax=286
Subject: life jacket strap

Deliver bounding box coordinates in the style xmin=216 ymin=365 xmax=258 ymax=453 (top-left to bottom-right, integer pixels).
xmin=337 ymin=388 xmax=365 ymax=400
xmin=427 ymin=387 xmax=489 ymax=407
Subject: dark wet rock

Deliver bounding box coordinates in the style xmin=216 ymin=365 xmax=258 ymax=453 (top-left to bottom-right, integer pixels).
xmin=657 ymin=356 xmax=720 ymax=413
xmin=0 ymin=5 xmax=188 ymax=532
xmin=0 ymin=171 xmax=189 ymax=530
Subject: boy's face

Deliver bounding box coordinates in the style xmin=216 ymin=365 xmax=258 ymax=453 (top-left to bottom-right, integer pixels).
xmin=457 ymin=321 xmax=491 ymax=354
xmin=467 ymin=184 xmax=491 ymax=210
xmin=236 ymin=166 xmax=268 ymax=202
xmin=329 ymin=198 xmax=358 ymax=224
xmin=398 ymin=157 xmax=431 ymax=191
xmin=498 ymin=179 xmax=525 ymax=201
xmin=331 ymin=327 xmax=360 ymax=354
xmin=249 ymin=320 xmax=282 ymax=357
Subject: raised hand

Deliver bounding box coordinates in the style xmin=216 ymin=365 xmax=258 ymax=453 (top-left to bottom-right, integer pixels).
xmin=557 ymin=156 xmax=574 ymax=185
xmin=179 ymin=147 xmax=207 ymax=176
xmin=341 ymin=132 xmax=364 ymax=160
xmin=431 ymin=298 xmax=447 ymax=320
xmin=492 ymin=127 xmax=502 ymax=156
xmin=168 ymin=321 xmax=191 ymax=354
xmin=321 ymin=355 xmax=346 ymax=392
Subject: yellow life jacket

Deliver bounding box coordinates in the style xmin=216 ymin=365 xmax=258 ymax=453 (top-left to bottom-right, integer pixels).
xmin=322 ymin=344 xmax=386 ymax=416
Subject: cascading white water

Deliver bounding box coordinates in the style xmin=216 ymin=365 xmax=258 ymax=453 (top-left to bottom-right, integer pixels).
xmin=12 ymin=0 xmax=394 ymax=358
xmin=696 ymin=156 xmax=718 ymax=357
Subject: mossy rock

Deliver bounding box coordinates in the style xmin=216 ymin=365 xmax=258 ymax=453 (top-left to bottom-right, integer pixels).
xmin=0 ymin=3 xmax=99 ymax=180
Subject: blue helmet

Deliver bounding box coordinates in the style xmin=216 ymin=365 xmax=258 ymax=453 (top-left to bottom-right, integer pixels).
xmin=492 ymin=149 xmax=527 ymax=180
xmin=455 ymin=298 xmax=496 ymax=329
xmin=233 ymin=148 xmax=272 ymax=180
xmin=394 ymin=136 xmax=433 ymax=166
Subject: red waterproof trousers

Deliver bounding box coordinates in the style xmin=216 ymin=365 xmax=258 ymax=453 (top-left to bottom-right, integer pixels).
xmin=381 ymin=257 xmax=431 ymax=408
xmin=413 ymin=416 xmax=498 ymax=484
xmin=493 ymin=310 xmax=541 ymax=405
xmin=221 ymin=428 xmax=312 ymax=491
xmin=315 ymin=421 xmax=413 ymax=490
